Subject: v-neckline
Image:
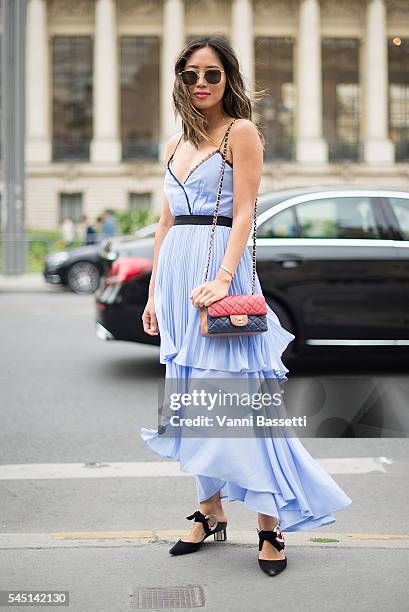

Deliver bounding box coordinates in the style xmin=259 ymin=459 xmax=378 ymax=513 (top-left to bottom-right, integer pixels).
xmin=168 ymin=150 xmax=234 ymax=187
xmin=168 ymin=149 xmax=219 ymax=185
xmin=167 ymin=119 xmax=236 ymax=186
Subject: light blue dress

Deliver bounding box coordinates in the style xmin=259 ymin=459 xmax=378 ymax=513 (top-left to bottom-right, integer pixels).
xmin=140 ymin=128 xmax=352 ymax=532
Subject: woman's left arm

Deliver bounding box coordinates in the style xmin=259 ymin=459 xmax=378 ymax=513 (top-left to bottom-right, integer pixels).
xmin=190 ymin=119 xmax=263 ymax=308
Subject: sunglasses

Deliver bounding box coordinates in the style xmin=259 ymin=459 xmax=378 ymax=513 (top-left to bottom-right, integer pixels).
xmin=178 ymin=69 xmax=225 ymax=86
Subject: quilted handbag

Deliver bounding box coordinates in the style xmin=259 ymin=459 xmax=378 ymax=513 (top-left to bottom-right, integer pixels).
xmin=199 ymin=119 xmax=268 ymax=337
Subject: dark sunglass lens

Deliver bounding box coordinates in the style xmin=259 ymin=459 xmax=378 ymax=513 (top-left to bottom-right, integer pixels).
xmin=181 ymin=70 xmax=197 ymax=85
xmin=205 ymin=69 xmax=221 ymax=84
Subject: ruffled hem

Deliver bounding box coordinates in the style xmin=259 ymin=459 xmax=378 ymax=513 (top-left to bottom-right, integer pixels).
xmin=140 ymin=426 xmax=352 ymax=532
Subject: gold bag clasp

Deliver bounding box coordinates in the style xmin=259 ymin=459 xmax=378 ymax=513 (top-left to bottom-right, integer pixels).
xmin=229 ymin=314 xmax=248 ymax=326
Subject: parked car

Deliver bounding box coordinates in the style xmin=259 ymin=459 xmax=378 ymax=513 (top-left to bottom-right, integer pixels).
xmin=44 ymin=245 xmax=105 ymax=294
xmin=95 ymin=186 xmax=409 ymax=358
xmin=43 ymin=225 xmax=158 ymax=294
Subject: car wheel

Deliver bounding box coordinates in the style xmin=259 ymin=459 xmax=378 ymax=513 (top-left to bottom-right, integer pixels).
xmin=266 ymin=298 xmax=297 ymax=361
xmin=66 ymin=261 xmax=101 ymax=294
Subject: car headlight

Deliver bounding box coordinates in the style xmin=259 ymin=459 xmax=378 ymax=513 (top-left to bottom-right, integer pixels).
xmin=46 ymin=251 xmax=70 ymax=267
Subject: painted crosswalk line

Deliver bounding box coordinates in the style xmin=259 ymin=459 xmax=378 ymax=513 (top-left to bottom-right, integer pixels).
xmin=0 ymin=456 xmax=393 ymax=480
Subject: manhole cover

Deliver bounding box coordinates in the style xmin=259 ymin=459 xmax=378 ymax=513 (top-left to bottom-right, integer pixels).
xmin=130 ymin=585 xmax=205 ymax=609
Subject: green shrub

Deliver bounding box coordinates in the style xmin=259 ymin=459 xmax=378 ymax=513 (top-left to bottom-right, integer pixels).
xmin=111 ymin=208 xmax=160 ymax=235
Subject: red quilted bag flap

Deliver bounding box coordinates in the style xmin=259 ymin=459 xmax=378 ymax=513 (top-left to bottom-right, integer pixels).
xmin=207 ymin=294 xmax=267 ymax=317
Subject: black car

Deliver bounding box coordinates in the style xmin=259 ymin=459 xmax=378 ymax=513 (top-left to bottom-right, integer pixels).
xmin=95 ymin=186 xmax=409 ymax=358
xmin=44 ymin=244 xmax=105 ymax=294
xmin=43 ymin=225 xmax=158 ymax=294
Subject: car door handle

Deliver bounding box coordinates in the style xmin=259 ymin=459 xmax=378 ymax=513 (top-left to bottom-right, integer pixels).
xmin=273 ymin=254 xmax=304 ymax=268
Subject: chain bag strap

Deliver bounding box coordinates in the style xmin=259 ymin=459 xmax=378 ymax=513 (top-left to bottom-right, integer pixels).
xmin=199 ymin=119 xmax=268 ymax=337
xmin=201 ymin=118 xmax=258 ymax=293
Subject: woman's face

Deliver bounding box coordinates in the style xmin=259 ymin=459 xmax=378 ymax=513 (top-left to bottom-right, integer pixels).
xmin=182 ymin=46 xmax=226 ymax=111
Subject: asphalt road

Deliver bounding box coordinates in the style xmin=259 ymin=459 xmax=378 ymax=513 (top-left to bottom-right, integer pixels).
xmin=0 ymin=288 xmax=408 ymax=612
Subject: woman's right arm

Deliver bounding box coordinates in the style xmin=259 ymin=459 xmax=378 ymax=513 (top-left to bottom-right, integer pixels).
xmin=141 ymin=133 xmax=181 ymax=336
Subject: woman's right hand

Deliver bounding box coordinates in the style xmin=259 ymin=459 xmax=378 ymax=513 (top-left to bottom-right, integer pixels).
xmin=142 ymin=297 xmax=159 ymax=336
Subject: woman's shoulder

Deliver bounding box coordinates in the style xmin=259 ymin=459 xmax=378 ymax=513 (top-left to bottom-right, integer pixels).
xmin=168 ymin=130 xmax=184 ymax=146
xmin=230 ymin=117 xmax=259 ymax=137
xmin=229 ymin=118 xmax=263 ymax=155
xmin=165 ymin=131 xmax=184 ymax=164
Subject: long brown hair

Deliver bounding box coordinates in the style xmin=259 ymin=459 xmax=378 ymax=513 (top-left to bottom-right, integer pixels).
xmin=172 ymin=34 xmax=267 ymax=149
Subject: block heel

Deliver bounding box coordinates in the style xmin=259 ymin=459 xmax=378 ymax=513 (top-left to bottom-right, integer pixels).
xmin=213 ymin=525 xmax=227 ymax=541
xmin=169 ymin=510 xmax=228 ymax=555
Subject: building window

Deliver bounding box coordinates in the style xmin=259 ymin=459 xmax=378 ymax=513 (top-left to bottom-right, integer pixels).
xmin=254 ymin=37 xmax=295 ymax=161
xmin=322 ymin=38 xmax=360 ymax=161
xmin=120 ymin=37 xmax=160 ymax=160
xmin=388 ymin=38 xmax=409 ymax=161
xmin=128 ymin=192 xmax=152 ymax=210
xmin=59 ymin=193 xmax=83 ymax=225
xmin=52 ymin=36 xmax=93 ymax=161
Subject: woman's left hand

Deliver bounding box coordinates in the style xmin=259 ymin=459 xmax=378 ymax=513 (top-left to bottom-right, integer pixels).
xmin=190 ymin=278 xmax=230 ymax=308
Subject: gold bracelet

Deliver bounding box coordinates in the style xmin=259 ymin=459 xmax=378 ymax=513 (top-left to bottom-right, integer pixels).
xmin=220 ymin=264 xmax=234 ymax=279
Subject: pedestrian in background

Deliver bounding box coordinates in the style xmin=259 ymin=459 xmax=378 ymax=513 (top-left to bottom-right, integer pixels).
xmin=78 ymin=214 xmax=98 ymax=245
xmin=100 ymin=210 xmax=118 ymax=240
xmin=86 ymin=220 xmax=98 ymax=245
xmin=77 ymin=215 xmax=88 ymax=244
xmin=61 ymin=216 xmax=75 ymax=248
xmin=94 ymin=216 xmax=103 ymax=243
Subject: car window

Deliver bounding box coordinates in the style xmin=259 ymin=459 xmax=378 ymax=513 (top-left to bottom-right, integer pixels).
xmin=295 ymin=197 xmax=379 ymax=239
xmin=388 ymin=198 xmax=409 ymax=240
xmin=257 ymin=207 xmax=297 ymax=238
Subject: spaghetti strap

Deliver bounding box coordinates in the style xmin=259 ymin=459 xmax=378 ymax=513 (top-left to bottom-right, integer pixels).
xmin=169 ymin=132 xmax=184 ymax=162
xmin=217 ymin=118 xmax=237 ymax=150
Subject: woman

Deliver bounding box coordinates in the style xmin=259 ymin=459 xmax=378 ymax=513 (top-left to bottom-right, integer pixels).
xmin=140 ymin=34 xmax=352 ymax=576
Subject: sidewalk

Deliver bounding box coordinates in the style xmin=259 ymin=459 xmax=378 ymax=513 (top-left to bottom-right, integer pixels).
xmin=0 ymin=272 xmax=59 ymax=293
xmin=1 ymin=530 xmax=408 ymax=612
xmin=2 ymin=529 xmax=409 ymax=550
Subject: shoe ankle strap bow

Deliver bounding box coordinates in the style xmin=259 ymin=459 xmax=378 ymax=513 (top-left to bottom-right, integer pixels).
xmin=257 ymin=525 xmax=285 ymax=552
xmin=186 ymin=510 xmax=218 ymax=536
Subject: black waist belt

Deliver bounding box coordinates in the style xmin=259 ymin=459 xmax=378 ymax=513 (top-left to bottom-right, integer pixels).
xmin=174 ymin=214 xmax=232 ymax=227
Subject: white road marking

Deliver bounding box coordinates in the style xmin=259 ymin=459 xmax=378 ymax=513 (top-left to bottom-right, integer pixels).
xmin=317 ymin=456 xmax=393 ymax=474
xmin=0 ymin=457 xmax=393 ymax=480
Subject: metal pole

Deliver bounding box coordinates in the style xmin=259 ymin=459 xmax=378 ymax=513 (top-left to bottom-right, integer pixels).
xmin=1 ymin=0 xmax=27 ymax=274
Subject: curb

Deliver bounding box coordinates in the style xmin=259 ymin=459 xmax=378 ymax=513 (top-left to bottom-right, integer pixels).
xmin=0 ymin=273 xmax=57 ymax=293
xmin=1 ymin=531 xmax=408 ymax=550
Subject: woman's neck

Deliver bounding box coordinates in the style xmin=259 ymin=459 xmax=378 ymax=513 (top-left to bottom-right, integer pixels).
xmin=201 ymin=108 xmax=231 ymax=131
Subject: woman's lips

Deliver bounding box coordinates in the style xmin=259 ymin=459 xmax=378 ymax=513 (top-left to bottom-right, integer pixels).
xmin=194 ymin=93 xmax=210 ymax=99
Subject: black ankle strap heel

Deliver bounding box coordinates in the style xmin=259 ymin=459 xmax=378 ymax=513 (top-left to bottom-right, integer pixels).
xmin=257 ymin=523 xmax=287 ymax=576
xmin=169 ymin=510 xmax=228 ymax=555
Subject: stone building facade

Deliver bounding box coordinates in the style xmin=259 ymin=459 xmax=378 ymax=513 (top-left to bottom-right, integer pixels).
xmin=1 ymin=0 xmax=409 ymax=229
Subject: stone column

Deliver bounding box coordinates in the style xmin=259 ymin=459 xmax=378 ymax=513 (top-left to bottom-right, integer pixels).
xmin=26 ymin=0 xmax=51 ymax=163
xmin=296 ymin=0 xmax=328 ymax=164
xmin=160 ymin=0 xmax=185 ymax=161
xmin=231 ymin=0 xmax=254 ymax=96
xmin=363 ymin=0 xmax=394 ymax=164
xmin=90 ymin=0 xmax=121 ymax=163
